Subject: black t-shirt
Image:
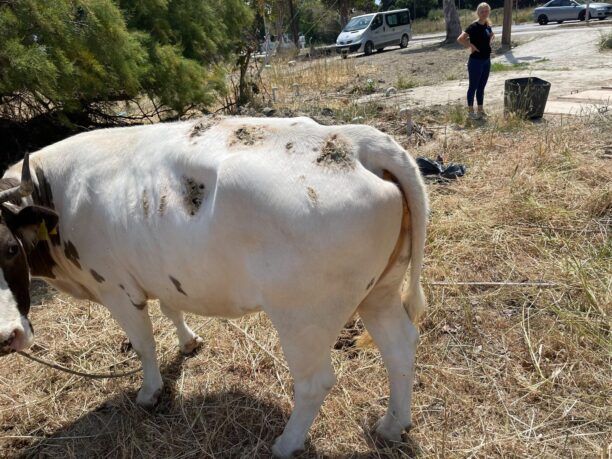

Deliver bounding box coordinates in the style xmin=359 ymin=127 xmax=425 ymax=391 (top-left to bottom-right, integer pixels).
xmin=465 ymin=21 xmax=493 ymax=60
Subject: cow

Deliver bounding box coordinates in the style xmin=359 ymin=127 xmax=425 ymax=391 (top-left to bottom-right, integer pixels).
xmin=0 ymin=116 xmax=427 ymax=457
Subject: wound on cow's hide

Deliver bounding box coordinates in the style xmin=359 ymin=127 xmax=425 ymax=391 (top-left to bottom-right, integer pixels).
xmin=169 ymin=275 xmax=187 ymax=296
xmin=230 ymin=126 xmax=265 ymax=147
xmin=142 ymin=190 xmax=150 ymax=218
xmin=158 ymin=194 xmax=167 ymax=215
xmin=316 ymin=134 xmax=355 ymax=170
xmin=190 ymin=116 xmax=219 ymax=139
xmin=64 ymin=241 xmax=81 ymax=269
xmin=366 ymin=277 xmax=376 ymax=290
xmin=286 ymin=142 xmax=294 ymax=151
xmin=307 ymin=187 xmax=319 ymax=205
xmin=90 ymin=269 xmax=105 ymax=283
xmin=182 ymin=177 xmax=205 ymax=216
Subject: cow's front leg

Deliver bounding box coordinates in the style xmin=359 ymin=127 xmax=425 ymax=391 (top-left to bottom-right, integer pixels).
xmin=103 ymin=293 xmax=163 ymax=408
xmin=160 ymin=302 xmax=203 ymax=354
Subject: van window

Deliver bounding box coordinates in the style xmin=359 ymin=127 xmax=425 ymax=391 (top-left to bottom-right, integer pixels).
xmin=371 ymin=14 xmax=383 ymax=30
xmin=398 ymin=11 xmax=411 ymax=25
xmin=343 ymin=14 xmax=374 ymax=32
xmin=386 ymin=13 xmax=399 ymax=27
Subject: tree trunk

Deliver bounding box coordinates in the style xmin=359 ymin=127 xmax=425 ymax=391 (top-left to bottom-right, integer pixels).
xmin=501 ymin=0 xmax=512 ymax=47
xmin=443 ymin=0 xmax=462 ymax=44
xmin=287 ymin=0 xmax=300 ymax=46
xmin=339 ymin=0 xmax=349 ymax=28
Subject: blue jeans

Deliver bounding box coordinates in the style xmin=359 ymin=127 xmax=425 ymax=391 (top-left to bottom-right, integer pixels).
xmin=467 ymin=57 xmax=491 ymax=107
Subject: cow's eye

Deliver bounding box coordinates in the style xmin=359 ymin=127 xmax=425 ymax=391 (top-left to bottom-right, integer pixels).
xmin=7 ymin=244 xmax=19 ymax=257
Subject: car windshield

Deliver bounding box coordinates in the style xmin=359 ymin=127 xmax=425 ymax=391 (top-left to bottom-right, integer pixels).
xmin=343 ymin=15 xmax=374 ymax=32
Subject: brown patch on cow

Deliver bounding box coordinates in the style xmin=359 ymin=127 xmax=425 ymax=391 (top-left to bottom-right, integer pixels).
xmin=64 ymin=241 xmax=81 ymax=270
xmin=131 ymin=299 xmax=147 ymax=310
xmin=0 ymin=225 xmax=31 ymax=315
xmin=291 ymin=122 xmax=298 ymax=126
xmin=158 ymin=194 xmax=168 ymax=215
xmin=316 ymin=134 xmax=355 ymax=170
xmin=307 ymin=187 xmax=319 ymax=205
xmin=119 ymin=284 xmax=125 ymax=290
xmin=90 ymin=269 xmax=105 ymax=283
xmin=286 ymin=142 xmax=294 ymax=151
xmin=366 ymin=277 xmax=376 ymax=290
xmin=230 ymin=126 xmax=265 ymax=147
xmin=182 ymin=177 xmax=205 ymax=216
xmin=142 ymin=190 xmax=150 ymax=218
xmin=33 ymin=167 xmax=60 ymax=246
xmin=28 ymin=242 xmax=56 ymax=279
xmin=190 ymin=117 xmax=219 ymax=139
xmin=169 ymin=275 xmax=187 ymax=296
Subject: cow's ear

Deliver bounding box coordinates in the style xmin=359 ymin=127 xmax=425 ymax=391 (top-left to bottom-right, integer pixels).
xmin=1 ymin=204 xmax=59 ymax=251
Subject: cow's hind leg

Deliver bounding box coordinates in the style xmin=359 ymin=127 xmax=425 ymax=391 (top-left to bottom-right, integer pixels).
xmin=160 ymin=303 xmax=203 ymax=354
xmin=268 ymin=304 xmax=353 ymax=458
xmin=103 ymin=293 xmax=163 ymax=408
xmin=357 ymin=284 xmax=419 ymax=442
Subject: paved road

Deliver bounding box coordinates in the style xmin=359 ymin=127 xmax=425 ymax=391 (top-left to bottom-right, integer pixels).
xmin=412 ymin=17 xmax=612 ymax=43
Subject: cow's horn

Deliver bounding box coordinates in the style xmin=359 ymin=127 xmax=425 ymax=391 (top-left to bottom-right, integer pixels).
xmin=0 ymin=154 xmax=34 ymax=204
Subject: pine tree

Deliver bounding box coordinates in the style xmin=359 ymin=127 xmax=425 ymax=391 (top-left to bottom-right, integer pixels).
xmin=0 ymin=0 xmax=253 ymax=122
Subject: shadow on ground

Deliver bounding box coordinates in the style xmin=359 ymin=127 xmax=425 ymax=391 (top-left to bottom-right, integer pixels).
xmin=22 ymin=350 xmax=420 ymax=457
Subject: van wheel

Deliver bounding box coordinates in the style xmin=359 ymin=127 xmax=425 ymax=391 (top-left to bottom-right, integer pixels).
xmin=578 ymin=10 xmax=586 ymax=20
xmin=364 ymin=41 xmax=373 ymax=56
xmin=400 ymin=34 xmax=409 ymax=48
xmin=537 ymin=14 xmax=548 ymax=25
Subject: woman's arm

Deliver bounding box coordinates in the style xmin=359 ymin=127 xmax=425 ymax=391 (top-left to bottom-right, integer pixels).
xmin=457 ymin=31 xmax=479 ymax=53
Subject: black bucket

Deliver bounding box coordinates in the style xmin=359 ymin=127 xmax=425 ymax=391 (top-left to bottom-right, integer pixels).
xmin=504 ymin=77 xmax=551 ymax=119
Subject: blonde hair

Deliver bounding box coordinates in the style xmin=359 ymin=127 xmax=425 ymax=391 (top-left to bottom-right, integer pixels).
xmin=476 ymin=2 xmax=492 ymax=25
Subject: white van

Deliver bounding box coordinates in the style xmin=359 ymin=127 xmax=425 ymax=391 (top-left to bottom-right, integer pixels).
xmin=336 ymin=9 xmax=412 ymax=57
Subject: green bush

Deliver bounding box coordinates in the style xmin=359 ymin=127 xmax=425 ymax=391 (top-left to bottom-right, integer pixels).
xmin=599 ymin=31 xmax=612 ymax=50
xmin=0 ymin=0 xmax=253 ymax=121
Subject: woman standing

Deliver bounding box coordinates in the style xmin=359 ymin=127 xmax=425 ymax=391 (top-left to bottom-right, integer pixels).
xmin=457 ymin=3 xmax=494 ymax=119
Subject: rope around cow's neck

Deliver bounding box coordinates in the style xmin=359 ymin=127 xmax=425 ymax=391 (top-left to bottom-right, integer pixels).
xmin=16 ymin=350 xmax=142 ymax=379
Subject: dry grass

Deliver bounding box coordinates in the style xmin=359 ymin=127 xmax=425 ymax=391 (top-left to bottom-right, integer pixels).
xmin=411 ymin=8 xmax=535 ymax=35
xmin=1 ymin=63 xmax=611 ymax=457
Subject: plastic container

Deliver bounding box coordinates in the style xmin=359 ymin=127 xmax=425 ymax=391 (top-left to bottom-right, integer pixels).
xmin=504 ymin=77 xmax=551 ymax=119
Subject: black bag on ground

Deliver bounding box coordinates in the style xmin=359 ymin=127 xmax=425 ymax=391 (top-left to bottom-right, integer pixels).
xmin=416 ymin=156 xmax=466 ymax=180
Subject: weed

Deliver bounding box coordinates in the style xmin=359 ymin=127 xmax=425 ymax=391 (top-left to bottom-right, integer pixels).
xmin=491 ymin=62 xmax=530 ymax=72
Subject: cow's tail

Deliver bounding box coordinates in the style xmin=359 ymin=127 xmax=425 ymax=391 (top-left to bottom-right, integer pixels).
xmin=361 ymin=136 xmax=428 ymax=324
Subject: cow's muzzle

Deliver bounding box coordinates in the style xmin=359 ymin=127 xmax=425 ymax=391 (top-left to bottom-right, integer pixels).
xmin=0 ymin=317 xmax=33 ymax=355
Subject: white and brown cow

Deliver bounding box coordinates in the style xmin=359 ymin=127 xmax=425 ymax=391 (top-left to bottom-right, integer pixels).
xmin=0 ymin=116 xmax=427 ymax=457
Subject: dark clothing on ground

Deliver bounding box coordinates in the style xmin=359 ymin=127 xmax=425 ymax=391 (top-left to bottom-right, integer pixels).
xmin=467 ymin=56 xmax=491 ymax=106
xmin=465 ymin=21 xmax=493 ymax=59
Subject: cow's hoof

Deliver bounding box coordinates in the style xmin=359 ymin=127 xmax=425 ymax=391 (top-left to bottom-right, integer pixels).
xmin=271 ymin=435 xmax=303 ymax=458
xmin=136 ymin=387 xmax=162 ymax=409
xmin=374 ymin=415 xmax=409 ymax=443
xmin=180 ymin=336 xmax=204 ymax=355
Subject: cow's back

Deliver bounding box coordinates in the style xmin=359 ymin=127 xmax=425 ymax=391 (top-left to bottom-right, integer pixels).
xmin=24 ymin=117 xmax=405 ymax=317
